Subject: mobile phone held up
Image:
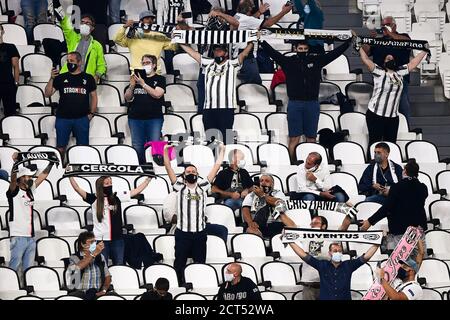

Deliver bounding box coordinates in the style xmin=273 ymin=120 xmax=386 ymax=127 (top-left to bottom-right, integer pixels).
xmin=253 ymin=176 xmax=260 ymax=187
xmin=134 ymin=68 xmax=146 ymax=79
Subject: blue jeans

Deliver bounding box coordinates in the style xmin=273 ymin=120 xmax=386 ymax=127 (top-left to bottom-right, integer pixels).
xmin=102 ymin=239 xmax=124 ymax=265
xmin=364 ymin=194 xmax=387 ymax=205
xmin=223 ymin=198 xmax=243 ymax=212
xmin=205 ymin=223 xmax=228 ymax=244
xmin=21 ymin=0 xmax=48 ymax=42
xmin=9 ymin=237 xmax=36 ymax=272
xmin=300 ymin=192 xmax=347 ymax=202
xmin=55 ymin=116 xmax=90 ymax=148
xmin=197 ymin=70 xmax=205 ymax=113
xmin=237 ymin=56 xmax=262 ymax=84
xmin=128 ymin=117 xmax=163 ymax=164
xmin=399 ymin=77 xmax=410 ymax=123
xmin=287 ymin=100 xmax=320 ymax=138
xmin=0 ymin=169 xmax=9 ymax=180
xmin=108 ymin=0 xmax=121 ymax=24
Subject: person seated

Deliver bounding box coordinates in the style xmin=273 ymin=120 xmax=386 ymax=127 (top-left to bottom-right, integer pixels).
xmin=67 ymin=231 xmax=111 ymax=300
xmin=242 ymin=174 xmax=294 ymax=239
xmin=358 ymin=142 xmax=402 ymax=204
xmin=140 ymin=277 xmax=173 ymax=300
xmin=217 ymin=263 xmax=261 ymax=300
xmin=295 ymin=152 xmax=347 ymax=202
xmin=212 ymin=150 xmax=253 ymax=212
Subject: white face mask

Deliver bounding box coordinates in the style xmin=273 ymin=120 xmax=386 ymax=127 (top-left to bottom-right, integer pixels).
xmin=331 ymin=252 xmax=343 ymax=263
xmin=224 ymin=272 xmax=235 ymax=282
xmin=80 ymin=24 xmax=91 ymax=36
xmin=143 ymin=65 xmax=153 ymax=74
xmin=304 ymin=4 xmax=311 ymax=14
xmin=238 ymin=160 xmax=246 ymax=168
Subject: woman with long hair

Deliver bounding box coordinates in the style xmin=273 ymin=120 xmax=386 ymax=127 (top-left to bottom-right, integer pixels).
xmin=69 ymin=175 xmax=151 ymax=265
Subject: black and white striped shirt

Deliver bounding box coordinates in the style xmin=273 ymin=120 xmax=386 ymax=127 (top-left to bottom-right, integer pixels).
xmin=368 ymin=65 xmax=409 ymax=118
xmin=201 ymin=57 xmax=241 ymax=110
xmin=173 ymin=177 xmax=211 ymax=232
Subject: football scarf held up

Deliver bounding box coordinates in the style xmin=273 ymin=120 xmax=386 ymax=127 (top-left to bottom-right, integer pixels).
xmin=284 ymin=200 xmax=358 ymax=221
xmin=355 ymin=36 xmax=431 ymax=62
xmin=281 ymin=227 xmax=384 ymax=245
xmin=63 ymin=164 xmax=155 ymax=177
xmin=15 ymin=152 xmax=60 ymax=168
xmin=171 ymin=28 xmax=353 ymax=44
xmin=363 ymin=226 xmax=423 ymax=300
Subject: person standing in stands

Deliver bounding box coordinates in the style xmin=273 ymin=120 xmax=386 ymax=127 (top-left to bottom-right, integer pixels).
xmin=212 ymin=149 xmax=253 ymax=212
xmin=260 ymin=37 xmax=352 ymax=161
xmin=363 ymin=16 xmax=413 ymax=122
xmin=293 ymin=0 xmax=324 ymax=54
xmin=179 ymin=42 xmax=254 ymax=141
xmin=125 ymin=54 xmax=166 ymax=164
xmin=44 ymin=51 xmax=97 ymax=161
xmin=358 ymin=46 xmax=427 ymax=147
xmin=69 ymin=175 xmax=152 ymax=265
xmin=361 ymin=159 xmax=428 ymax=257
xmin=108 ymin=0 xmax=122 ymax=25
xmin=0 ymin=24 xmax=20 ymax=117
xmin=8 ymin=153 xmax=54 ymax=276
xmin=67 ymin=231 xmax=112 ymax=300
xmin=114 ymin=10 xmax=178 ymax=73
xmin=60 ymin=11 xmax=106 ymax=82
xmin=217 ymin=263 xmax=261 ymax=300
xmin=157 ymin=0 xmax=192 ymax=26
xmin=234 ymin=0 xmax=293 ymax=84
xmin=163 ymin=142 xmax=226 ymax=282
xmin=358 ymin=142 xmax=403 ymax=205
xmin=20 ymin=0 xmax=48 ymax=42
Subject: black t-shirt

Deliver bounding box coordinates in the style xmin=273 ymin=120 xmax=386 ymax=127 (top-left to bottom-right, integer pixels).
xmin=140 ymin=291 xmax=172 ymax=300
xmin=128 ymin=74 xmax=166 ymax=120
xmin=53 ymin=72 xmax=96 ymax=119
xmin=0 ymin=43 xmax=20 ymax=84
xmin=217 ymin=277 xmax=262 ymax=301
xmin=213 ymin=167 xmax=253 ymax=197
xmin=371 ymin=34 xmax=411 ymax=81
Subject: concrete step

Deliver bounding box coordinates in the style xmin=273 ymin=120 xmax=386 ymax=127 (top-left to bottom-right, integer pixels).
xmin=410 ymin=116 xmax=450 ymax=126
xmin=411 ymin=102 xmax=450 ymax=117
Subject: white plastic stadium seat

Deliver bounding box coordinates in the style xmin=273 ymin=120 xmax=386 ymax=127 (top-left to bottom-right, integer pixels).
xmin=108 ymin=265 xmax=146 ymax=298
xmin=25 ymin=266 xmax=68 ymax=299
xmin=0 ymin=267 xmax=27 ymax=300
xmin=184 ymin=263 xmax=219 ymax=298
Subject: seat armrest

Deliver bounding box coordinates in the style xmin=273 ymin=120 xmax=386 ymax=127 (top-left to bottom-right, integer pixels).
xmin=44 ymin=225 xmax=56 ymax=234
xmin=410 ymin=128 xmax=422 ymax=135
xmin=271 ymin=251 xmax=281 ymax=260
xmin=36 ymin=256 xmax=45 ymax=265
xmin=140 ymin=283 xmax=153 ymax=292
xmin=182 ymin=282 xmax=193 ymax=291
xmin=350 ymin=68 xmax=363 ymax=75
xmin=0 ymin=133 xmax=10 ymax=141
xmin=24 ymin=286 xmax=34 ymax=294
xmin=232 ymin=252 xmax=242 ymax=260
xmin=441 ymin=158 xmax=450 ymax=164
xmin=124 ymin=224 xmax=134 ymax=232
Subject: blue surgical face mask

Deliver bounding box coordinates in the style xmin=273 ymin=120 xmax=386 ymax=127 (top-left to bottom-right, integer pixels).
xmin=397 ymin=267 xmax=408 ymax=280
xmin=304 ymin=4 xmax=311 ymax=15
xmin=331 ymin=252 xmax=343 ymax=262
xmin=89 ymin=242 xmax=97 ymax=253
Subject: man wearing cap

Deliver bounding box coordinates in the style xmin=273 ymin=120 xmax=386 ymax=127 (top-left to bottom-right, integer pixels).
xmin=7 ymin=153 xmax=55 ymax=275
xmin=179 ymin=41 xmax=254 ymax=141
xmin=378 ymin=240 xmax=425 ymax=300
xmin=114 ymin=10 xmax=178 ymax=73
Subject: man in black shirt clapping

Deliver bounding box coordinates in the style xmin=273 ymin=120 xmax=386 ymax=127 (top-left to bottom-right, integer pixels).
xmin=45 ymin=51 xmax=97 ymax=161
xmin=217 ymin=263 xmax=261 ymax=300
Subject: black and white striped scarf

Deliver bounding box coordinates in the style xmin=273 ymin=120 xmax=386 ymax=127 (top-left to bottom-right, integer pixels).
xmin=281 ymin=228 xmax=384 ymax=245
xmin=64 ymin=164 xmax=155 ymax=177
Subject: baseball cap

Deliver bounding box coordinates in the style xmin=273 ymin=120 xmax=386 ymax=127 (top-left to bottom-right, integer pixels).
xmin=399 ymin=258 xmax=419 ymax=273
xmin=139 ymin=10 xmax=156 ymax=20
xmin=17 ymin=167 xmax=36 ymax=179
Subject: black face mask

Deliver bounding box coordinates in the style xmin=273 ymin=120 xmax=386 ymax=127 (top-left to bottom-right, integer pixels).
xmin=26 ymin=179 xmax=34 ymax=189
xmin=185 ymin=174 xmax=198 ymax=184
xmin=384 ymin=60 xmax=397 ymax=70
xmin=397 ymin=268 xmax=408 ymax=280
xmin=67 ymin=62 xmax=78 ymax=73
xmin=214 ymin=56 xmax=226 ymax=64
xmin=103 ymin=186 xmax=113 ymax=196
xmin=262 ymin=185 xmax=272 ymax=194
xmin=297 ymin=52 xmax=307 ymax=58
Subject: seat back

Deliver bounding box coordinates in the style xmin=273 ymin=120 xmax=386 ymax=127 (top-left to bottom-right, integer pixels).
xmin=124 ymin=205 xmax=160 ymax=229
xmin=144 ymin=264 xmax=179 ymax=288
xmin=184 ymin=264 xmax=219 ymax=288
xmin=231 ymin=234 xmax=266 ymax=258
xmin=25 ymin=266 xmax=61 ymax=291
xmin=109 ymin=265 xmax=140 ymax=289
xmin=261 ymin=261 xmax=297 ymax=286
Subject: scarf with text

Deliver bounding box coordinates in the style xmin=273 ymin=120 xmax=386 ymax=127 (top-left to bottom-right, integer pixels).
xmin=63 ymin=164 xmax=155 ymax=177
xmin=355 ymin=36 xmax=431 ymax=62
xmin=284 ymin=200 xmax=358 ymax=221
xmin=363 ymin=226 xmax=423 ymax=300
xmin=281 ymin=228 xmax=384 ymax=245
xmin=13 ymin=152 xmax=60 ymax=171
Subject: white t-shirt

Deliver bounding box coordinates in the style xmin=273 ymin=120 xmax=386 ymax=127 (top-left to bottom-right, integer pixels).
xmin=7 ymin=183 xmax=37 ymax=237
xmin=233 ymin=13 xmax=263 ymax=55
xmin=242 ymin=189 xmax=286 ymax=224
xmin=86 ymin=190 xmax=131 ymax=241
xmin=393 ymin=279 xmax=423 ymax=300
xmin=296 ymin=163 xmax=331 ymax=194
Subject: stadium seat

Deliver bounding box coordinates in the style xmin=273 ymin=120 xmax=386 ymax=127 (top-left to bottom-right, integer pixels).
xmin=89 ymin=115 xmax=121 ymax=148
xmin=333 ymin=141 xmax=367 ymax=181
xmin=272 ymin=83 xmax=288 ymax=112
xmin=103 ymin=53 xmax=131 ymax=104
xmin=351 ymin=290 xmax=364 ymax=300
xmin=24 ymin=266 xmax=67 ymax=299
xmin=181 ymin=144 xmax=215 ymax=177
xmin=338 ymin=112 xmax=369 ymax=153
xmin=32 ymin=23 xmax=64 ymax=44
xmin=15 ymin=295 xmax=44 ymax=300
xmin=105 ymin=144 xmax=139 ymax=165
xmin=55 ymin=295 xmax=83 ymax=300
xmin=35 ymin=237 xmax=71 ymax=280
xmin=16 ymin=85 xmax=51 ymax=116
xmin=206 ymin=235 xmax=234 ymax=274
xmin=0 ymin=115 xmax=44 ymax=151
xmin=174 ymin=292 xmax=207 ymax=300
xmin=436 ymin=170 xmax=450 ymax=200
xmin=236 ymin=83 xmax=278 ymax=117
xmin=135 ymin=175 xmax=170 ymax=208
xmin=28 ymin=145 xmax=64 ymax=192
xmin=260 ymin=261 xmax=303 ymax=297
xmin=345 ymin=82 xmax=373 ymax=114
xmin=323 ymin=55 xmax=361 ymax=93
xmin=108 ymin=265 xmax=146 ymax=299
xmin=425 ymin=229 xmax=450 ymax=260
xmin=354 ymin=202 xmax=388 ymax=231
xmin=97 ymin=294 xmax=127 ymax=300
xmin=260 ymin=291 xmax=286 ymax=300
xmin=418 ymin=171 xmax=442 ymax=221
xmin=233 ymin=113 xmax=270 ymax=156
xmin=162 ymin=114 xmax=189 ymax=139
xmin=417 ymin=258 xmax=450 ymax=293
xmin=0 ymin=237 xmax=11 ymax=266
xmin=350 ymin=263 xmax=374 ymax=292
xmin=173 ymin=53 xmax=199 ymax=95
xmin=0 ymin=266 xmax=27 ymax=300
xmin=438 ymin=53 xmax=450 ymax=99
xmin=66 ymin=145 xmax=102 ymax=164
xmin=143 ymin=264 xmax=186 ymax=297
xmin=265 ymin=112 xmax=288 ymax=147
xmin=45 ymin=206 xmax=86 ymax=248
xmin=165 ymin=83 xmax=197 ymax=124
xmin=291 ymin=290 xmax=303 ymax=300
xmin=205 ymin=204 xmax=243 ymax=239
xmin=421 ymin=287 xmax=443 ymax=300
xmin=184 ymin=263 xmax=220 ymax=298
xmin=123 ymin=205 xmax=165 ymax=240
xmin=114 ymin=114 xmax=132 ymax=146
xmin=429 ymin=200 xmax=450 ymax=230
xmin=153 ymin=235 xmax=175 ymax=266
xmin=327 ymin=172 xmax=365 ymax=204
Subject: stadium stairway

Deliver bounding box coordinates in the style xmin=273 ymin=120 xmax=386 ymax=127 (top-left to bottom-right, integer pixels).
xmin=322 ymin=0 xmax=450 ymax=159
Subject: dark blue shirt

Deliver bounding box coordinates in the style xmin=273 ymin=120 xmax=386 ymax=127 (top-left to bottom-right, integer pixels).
xmin=303 ymin=254 xmax=366 ymax=300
